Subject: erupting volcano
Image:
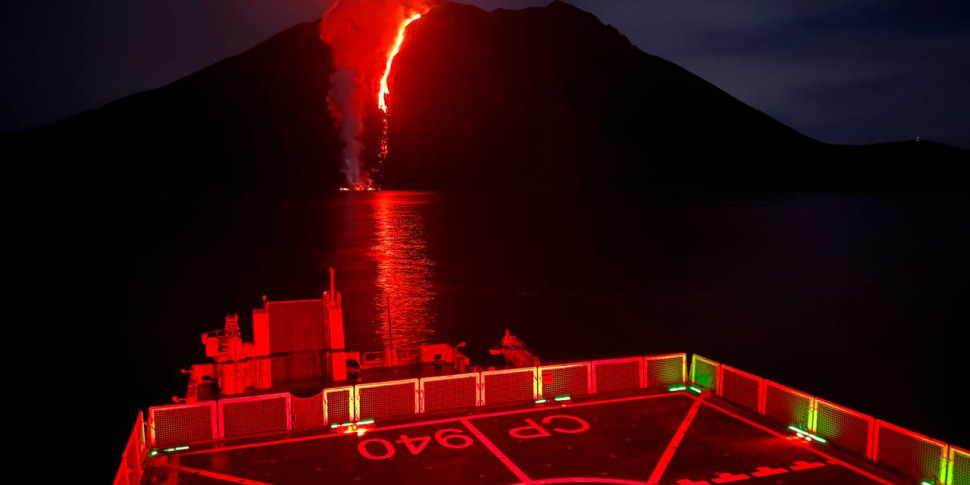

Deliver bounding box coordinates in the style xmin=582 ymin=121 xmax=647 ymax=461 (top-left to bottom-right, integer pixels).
xmin=320 ymin=0 xmax=431 ymax=191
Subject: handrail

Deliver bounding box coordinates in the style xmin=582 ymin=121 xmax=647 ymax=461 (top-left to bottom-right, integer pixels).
xmin=136 ymin=352 xmax=960 ymax=485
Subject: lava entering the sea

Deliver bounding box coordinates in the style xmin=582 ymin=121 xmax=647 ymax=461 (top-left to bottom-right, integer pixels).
xmin=320 ymin=0 xmax=431 ymax=191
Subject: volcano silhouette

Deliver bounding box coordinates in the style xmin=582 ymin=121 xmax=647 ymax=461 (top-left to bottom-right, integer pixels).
xmin=6 ymin=1 xmax=967 ymax=197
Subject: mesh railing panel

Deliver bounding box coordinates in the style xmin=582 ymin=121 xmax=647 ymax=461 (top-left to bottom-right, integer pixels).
xmin=220 ymin=394 xmax=290 ymax=438
xmin=357 ymin=380 xmax=418 ymax=421
xmin=815 ymin=399 xmax=873 ymax=459
xmin=541 ymin=364 xmax=590 ymax=399
xmin=292 ymin=392 xmax=324 ymax=430
xmin=421 ymin=374 xmax=479 ymax=413
xmin=951 ymin=447 xmax=969 ymax=485
xmin=764 ymin=382 xmax=812 ymax=429
xmin=592 ymin=357 xmax=642 ymax=393
xmin=690 ymin=355 xmax=719 ymax=392
xmin=482 ymin=368 xmax=537 ymax=405
xmin=149 ymin=402 xmax=216 ymax=449
xmin=646 ymin=354 xmax=686 ymax=389
xmin=324 ymin=387 xmax=353 ymax=424
xmin=875 ymin=422 xmax=946 ymax=484
xmin=720 ymin=366 xmax=762 ymax=413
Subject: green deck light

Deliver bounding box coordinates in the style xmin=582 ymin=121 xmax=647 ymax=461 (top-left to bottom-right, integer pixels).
xmin=688 ymin=386 xmax=702 ymax=394
xmin=921 ymin=481 xmax=933 ymax=485
xmin=535 ymin=398 xmax=547 ymax=404
xmin=553 ymin=395 xmax=571 ymax=402
xmin=148 ymin=450 xmax=158 ymax=457
xmin=357 ymin=419 xmax=375 ymax=425
xmin=668 ymin=385 xmax=687 ymax=392
xmin=787 ymin=426 xmax=827 ymax=443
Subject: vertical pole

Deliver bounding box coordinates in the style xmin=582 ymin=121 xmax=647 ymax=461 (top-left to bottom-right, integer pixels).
xmin=386 ymin=294 xmax=394 ymax=354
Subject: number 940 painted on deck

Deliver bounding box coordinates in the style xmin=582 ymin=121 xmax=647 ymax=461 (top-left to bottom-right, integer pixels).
xmin=358 ymin=428 xmax=473 ymax=460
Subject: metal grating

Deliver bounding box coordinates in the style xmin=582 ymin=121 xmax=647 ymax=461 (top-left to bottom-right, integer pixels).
xmin=875 ymin=421 xmax=947 ymax=484
xmin=950 ymin=446 xmax=969 ymax=485
xmin=421 ymin=374 xmax=479 ymax=414
xmin=357 ymin=379 xmax=418 ymax=421
xmin=481 ymin=368 xmax=537 ymax=406
xmin=815 ymin=399 xmax=873 ymax=459
xmin=720 ymin=366 xmax=762 ymax=413
xmin=324 ymin=387 xmax=354 ymax=425
xmin=764 ymin=381 xmax=812 ymax=429
xmin=592 ymin=357 xmax=642 ymax=393
xmin=220 ymin=393 xmax=290 ymax=439
xmin=149 ymin=401 xmax=217 ymax=449
xmin=292 ymin=391 xmax=324 ymax=430
xmin=541 ymin=363 xmax=590 ymax=399
xmin=645 ymin=354 xmax=686 ymax=389
xmin=690 ymin=355 xmax=719 ymax=392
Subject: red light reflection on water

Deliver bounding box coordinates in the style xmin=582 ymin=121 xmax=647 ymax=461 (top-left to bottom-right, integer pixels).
xmin=370 ymin=191 xmax=436 ymax=349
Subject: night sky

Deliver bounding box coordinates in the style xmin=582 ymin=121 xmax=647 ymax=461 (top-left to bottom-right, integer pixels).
xmin=3 ymin=0 xmax=968 ymax=147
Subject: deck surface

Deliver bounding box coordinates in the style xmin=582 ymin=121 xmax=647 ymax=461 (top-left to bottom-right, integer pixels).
xmin=145 ymin=393 xmax=902 ymax=485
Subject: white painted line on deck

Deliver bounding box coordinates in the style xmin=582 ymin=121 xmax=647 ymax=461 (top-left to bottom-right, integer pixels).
xmin=647 ymin=395 xmax=705 ymax=485
xmin=460 ymin=417 xmax=533 ymax=484
xmin=161 ymin=462 xmax=276 ymax=485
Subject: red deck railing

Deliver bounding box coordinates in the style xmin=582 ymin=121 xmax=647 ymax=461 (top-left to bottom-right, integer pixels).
xmin=323 ymin=386 xmax=354 ymax=425
xmin=591 ymin=356 xmax=643 ymax=393
xmin=291 ymin=390 xmax=324 ymax=430
xmin=719 ymin=364 xmax=763 ymax=414
xmin=218 ymin=393 xmax=291 ymax=438
xmin=480 ymin=367 xmax=539 ymax=405
xmin=539 ymin=363 xmax=591 ymax=400
xmin=134 ymin=352 xmax=963 ymax=485
xmin=645 ymin=353 xmax=687 ymax=389
xmin=815 ymin=397 xmax=874 ymax=459
xmin=111 ymin=412 xmax=146 ymax=485
xmin=874 ymin=420 xmax=948 ymax=484
xmin=950 ymin=446 xmax=969 ymax=485
xmin=147 ymin=401 xmax=217 ymax=449
xmin=355 ymin=378 xmax=419 ymax=421
xmin=420 ymin=372 xmax=480 ymax=413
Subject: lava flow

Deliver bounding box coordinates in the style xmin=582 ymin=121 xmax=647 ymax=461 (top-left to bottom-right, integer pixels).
xmin=379 ymin=13 xmax=422 ymax=113
xmin=320 ymin=0 xmax=430 ymax=191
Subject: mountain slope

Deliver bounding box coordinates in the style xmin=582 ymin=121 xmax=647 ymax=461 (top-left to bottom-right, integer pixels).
xmin=386 ymin=1 xmax=966 ymax=191
xmin=5 ymin=1 xmax=967 ymax=197
xmin=8 ymin=21 xmax=342 ymax=199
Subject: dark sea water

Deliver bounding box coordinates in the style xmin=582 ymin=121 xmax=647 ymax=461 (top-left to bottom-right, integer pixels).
xmin=93 ymin=191 xmax=969 ymax=476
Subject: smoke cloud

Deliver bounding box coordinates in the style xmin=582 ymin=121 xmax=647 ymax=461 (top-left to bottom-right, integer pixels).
xmin=320 ymin=0 xmax=433 ymax=188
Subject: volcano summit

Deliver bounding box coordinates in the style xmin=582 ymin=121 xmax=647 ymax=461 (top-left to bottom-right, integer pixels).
xmin=6 ymin=1 xmax=967 ymax=197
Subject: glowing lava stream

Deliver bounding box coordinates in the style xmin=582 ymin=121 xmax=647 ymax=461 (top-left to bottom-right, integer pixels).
xmin=379 ymin=13 xmax=422 ymax=113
